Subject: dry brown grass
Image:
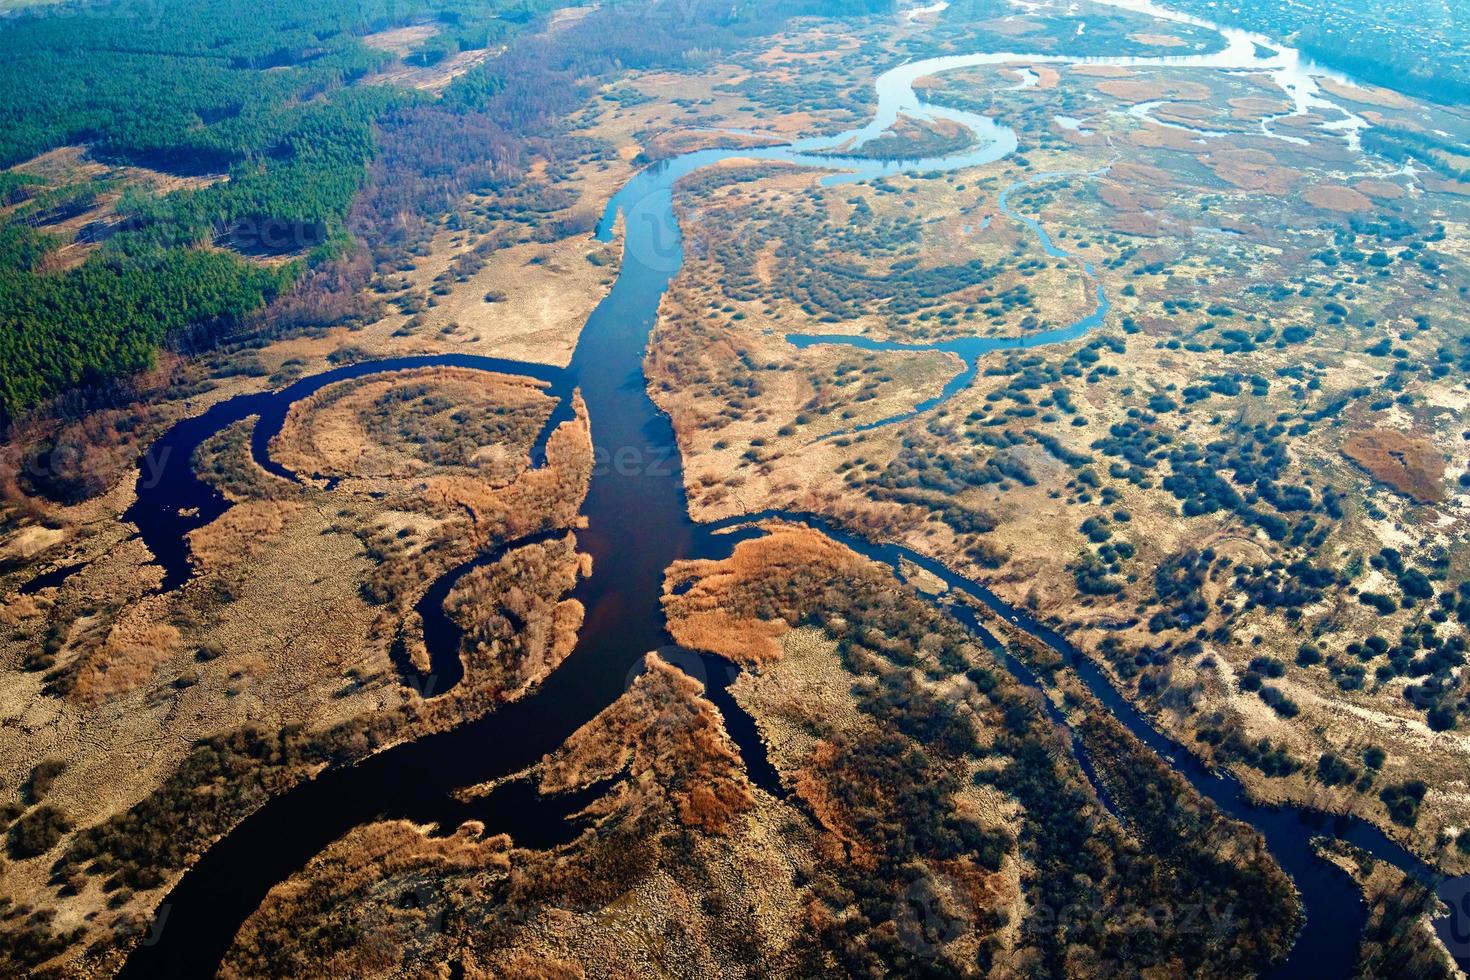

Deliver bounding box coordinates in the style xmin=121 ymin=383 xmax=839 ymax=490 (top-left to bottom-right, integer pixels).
xmin=542 ymin=654 xmax=753 ymax=834
xmin=1204 ymin=148 xmax=1301 ymax=195
xmin=359 ymin=24 xmax=438 ymax=56
xmin=271 ymin=367 xmax=552 ymax=483
xmin=404 ymin=234 xmax=620 ymax=367
xmin=65 ymin=615 xmax=181 ymax=708
xmin=1303 ymin=184 xmax=1375 ymax=212
xmin=1096 ymin=78 xmax=1212 ymax=103
xmin=1228 ymin=96 xmax=1292 ymax=121
xmin=186 ymin=500 xmax=304 ymax=571
xmin=219 ymin=819 xmax=516 ymax=980
xmin=445 ymin=534 xmax=587 ymax=698
xmin=1029 ymin=65 xmax=1060 ymax=89
xmin=1070 ymin=65 xmax=1135 ymax=78
xmin=1127 ymin=32 xmax=1187 ymax=47
xmin=1353 ymin=180 xmax=1406 ymax=200
xmin=662 ymin=525 xmax=866 ymax=665
xmin=1317 ymin=77 xmax=1417 ymax=109
xmin=419 ymin=392 xmax=592 ymax=541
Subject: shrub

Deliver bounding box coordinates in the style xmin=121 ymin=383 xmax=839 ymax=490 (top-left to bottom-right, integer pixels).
xmin=22 ymin=759 xmax=66 ymax=803
xmin=7 ymin=805 xmax=71 ymax=859
xmin=1379 ymin=780 xmax=1427 ymax=827
xmin=1316 ymin=753 xmax=1358 ymax=787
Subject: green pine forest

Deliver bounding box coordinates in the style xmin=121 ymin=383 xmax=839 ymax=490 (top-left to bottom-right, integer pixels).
xmin=0 ymin=0 xmax=559 ymax=421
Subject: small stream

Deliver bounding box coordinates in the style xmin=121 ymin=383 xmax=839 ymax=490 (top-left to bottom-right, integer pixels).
xmin=117 ymin=2 xmax=1450 ymax=977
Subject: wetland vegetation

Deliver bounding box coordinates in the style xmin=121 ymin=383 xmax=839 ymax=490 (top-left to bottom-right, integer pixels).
xmin=3 ymin=0 xmax=1470 ymax=976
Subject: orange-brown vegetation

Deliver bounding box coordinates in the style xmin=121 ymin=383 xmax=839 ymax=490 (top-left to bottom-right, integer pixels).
xmin=224 ymin=659 xmax=758 ymax=978
xmin=1226 ymin=96 xmax=1290 ymax=120
xmin=1110 ymin=161 xmax=1176 ymax=188
xmin=1126 ymin=122 xmax=1209 ymax=153
xmin=271 ymin=367 xmax=553 ymax=484
xmin=186 ymin=500 xmax=304 ymax=571
xmin=359 ymin=386 xmax=591 ymax=619
xmin=1096 ymin=77 xmax=1212 ymax=103
xmin=420 ymin=393 xmax=591 ymax=540
xmin=1152 ymin=101 xmax=1220 ymax=126
xmin=55 ymin=603 xmax=181 ymax=707
xmin=542 ymin=654 xmax=753 ymax=834
xmin=1342 ymin=429 xmax=1446 ymax=502
xmin=444 ymin=533 xmax=587 ymax=698
xmin=1317 ymin=77 xmax=1417 ymax=109
xmin=1108 ymin=212 xmax=1167 ymax=236
xmin=662 ymin=525 xmax=866 ymax=665
xmin=1353 ymin=180 xmax=1406 ymax=200
xmin=219 ymin=821 xmax=516 ymax=980
xmin=1128 ymin=32 xmax=1186 ymax=47
xmin=1070 ymin=65 xmax=1134 ymax=77
xmin=1303 ymin=183 xmax=1375 ymax=212
xmin=1203 ymin=148 xmax=1301 ymax=194
xmin=1007 ymin=64 xmax=1060 ymax=88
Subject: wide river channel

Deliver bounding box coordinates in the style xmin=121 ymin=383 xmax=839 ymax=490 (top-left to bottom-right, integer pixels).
xmin=118 ymin=1 xmax=1456 ymax=975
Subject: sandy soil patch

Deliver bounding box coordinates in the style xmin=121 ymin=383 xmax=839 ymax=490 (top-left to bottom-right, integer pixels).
xmin=978 ymin=16 xmax=1042 ymax=35
xmin=1318 ymin=77 xmax=1417 ymax=110
xmin=548 ymin=5 xmax=594 ymax=31
xmin=412 ymin=232 xmax=620 ymax=367
xmin=7 ymin=146 xmax=227 ymax=268
xmin=1 ymin=525 xmax=67 ymax=561
xmin=366 ymin=47 xmax=495 ymax=92
xmin=360 ymin=24 xmax=438 ymax=56
xmin=1128 ymin=32 xmax=1187 ymax=47
xmin=1069 ymin=65 xmax=1134 ymax=78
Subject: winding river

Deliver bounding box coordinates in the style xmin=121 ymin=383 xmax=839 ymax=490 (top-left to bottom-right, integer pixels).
xmin=117 ymin=2 xmax=1453 ymax=977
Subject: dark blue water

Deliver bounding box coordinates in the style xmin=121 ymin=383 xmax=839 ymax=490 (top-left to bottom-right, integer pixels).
xmin=19 ymin=560 xmax=86 ymax=595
